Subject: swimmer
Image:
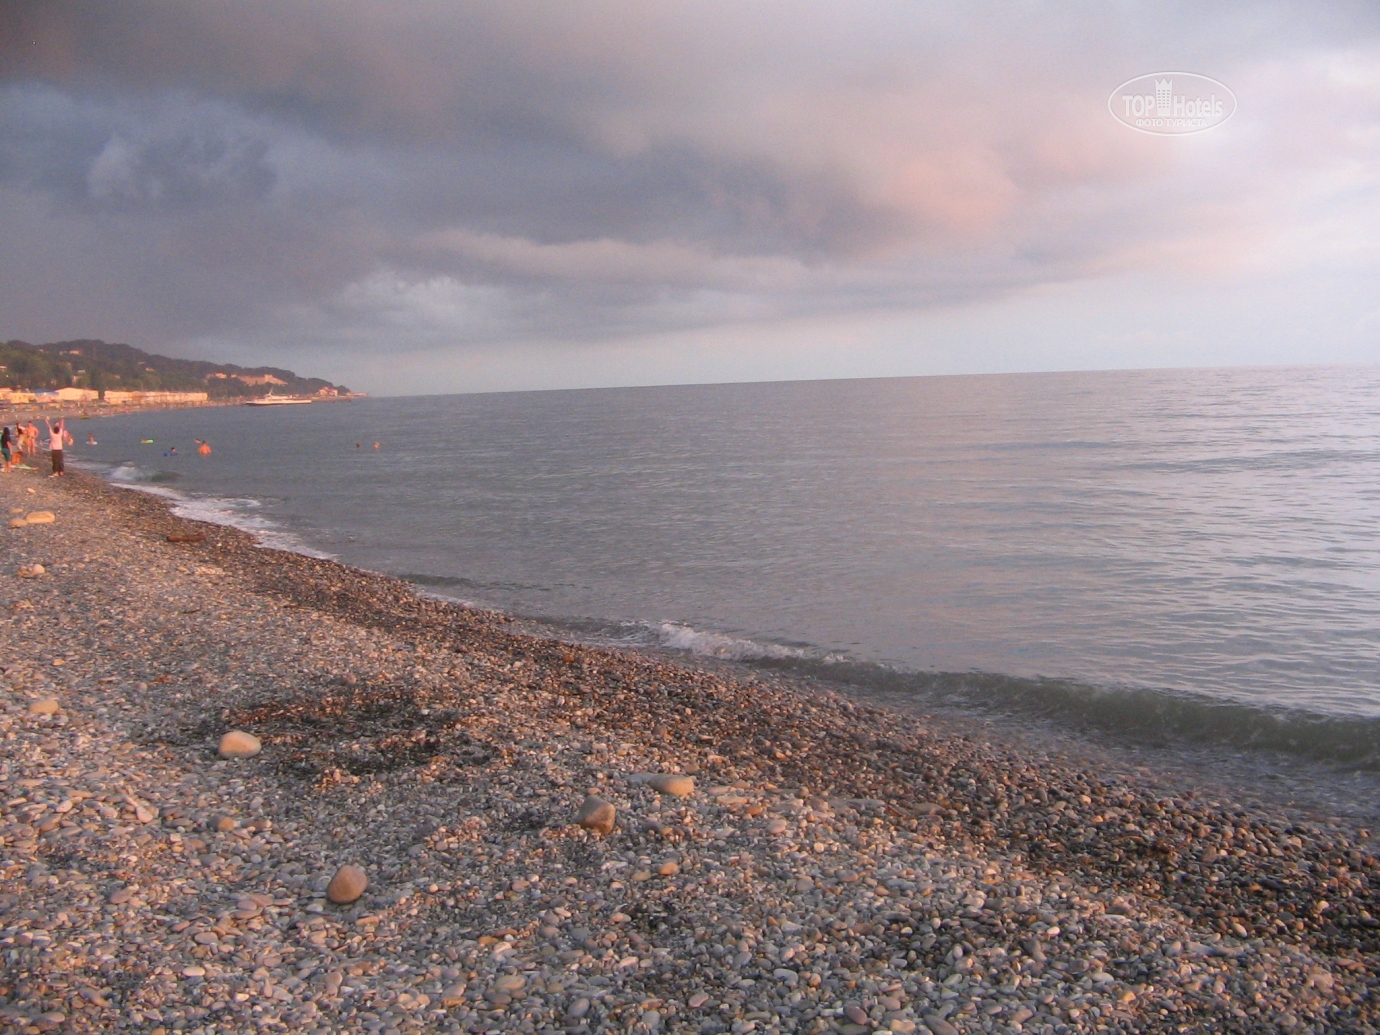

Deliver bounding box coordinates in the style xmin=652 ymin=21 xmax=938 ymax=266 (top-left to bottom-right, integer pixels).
xmin=87 ymin=433 xmax=97 ymax=446
xmin=195 ymin=439 xmax=212 ymax=456
xmin=162 ymin=446 xmax=178 ymax=457
xmin=373 ymin=442 xmax=380 ymax=449
xmin=141 ymin=438 xmax=154 ymax=444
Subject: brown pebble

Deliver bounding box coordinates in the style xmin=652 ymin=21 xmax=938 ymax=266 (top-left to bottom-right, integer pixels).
xmin=647 ymin=773 xmax=695 ymax=797
xmin=213 ymin=815 xmax=238 ymax=832
xmin=217 ymin=730 xmax=262 ymax=758
xmin=326 ymin=864 xmax=368 ymax=904
xmin=575 ymin=795 xmax=616 ymax=834
xmin=658 ymin=859 xmax=680 ymax=876
xmin=441 ymin=983 xmax=468 ymax=1006
xmin=28 ymin=697 xmax=60 ymax=716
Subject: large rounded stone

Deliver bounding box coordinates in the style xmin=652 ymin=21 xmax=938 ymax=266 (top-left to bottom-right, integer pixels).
xmin=217 ymin=730 xmax=262 ymax=758
xmin=28 ymin=697 xmax=60 ymax=716
xmin=647 ymin=773 xmax=695 ymax=797
xmin=575 ymin=795 xmax=616 ymax=834
xmin=24 ymin=511 xmax=55 ymax=525
xmin=7 ymin=518 xmax=27 ymax=529
xmin=326 ymin=864 xmax=368 ymax=904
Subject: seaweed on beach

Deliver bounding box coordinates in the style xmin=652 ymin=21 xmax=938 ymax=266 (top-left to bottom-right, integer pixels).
xmin=221 ymin=683 xmax=498 ymax=782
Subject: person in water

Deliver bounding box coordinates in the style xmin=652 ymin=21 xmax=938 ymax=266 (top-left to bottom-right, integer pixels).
xmin=87 ymin=433 xmax=97 ymax=446
xmin=196 ymin=440 xmax=212 ymax=455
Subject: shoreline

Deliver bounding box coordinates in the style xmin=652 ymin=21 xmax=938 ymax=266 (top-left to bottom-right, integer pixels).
xmin=0 ymin=394 xmax=362 ymax=426
xmin=1 ymin=469 xmax=1376 ymax=1033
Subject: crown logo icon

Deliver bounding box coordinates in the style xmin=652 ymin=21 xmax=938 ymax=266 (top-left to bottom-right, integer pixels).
xmin=1155 ymin=79 xmax=1172 ymax=115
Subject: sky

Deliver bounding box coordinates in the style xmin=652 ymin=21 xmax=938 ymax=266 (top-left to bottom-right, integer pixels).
xmin=2 ymin=1 xmax=1379 ymax=395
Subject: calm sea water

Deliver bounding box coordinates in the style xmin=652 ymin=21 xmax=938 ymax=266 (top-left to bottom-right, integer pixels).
xmin=69 ymin=366 xmax=1380 ymax=769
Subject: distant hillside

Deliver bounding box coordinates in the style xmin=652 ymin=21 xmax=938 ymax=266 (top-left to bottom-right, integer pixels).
xmin=0 ymin=339 xmax=349 ymax=399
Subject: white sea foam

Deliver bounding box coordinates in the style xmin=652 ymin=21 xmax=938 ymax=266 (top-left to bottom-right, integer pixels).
xmin=100 ymin=461 xmax=333 ymax=559
xmin=653 ymin=621 xmax=841 ymax=663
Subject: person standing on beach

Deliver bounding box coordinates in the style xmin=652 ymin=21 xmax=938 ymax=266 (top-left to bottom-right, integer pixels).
xmin=1 ymin=426 xmax=12 ymax=474
xmin=24 ymin=421 xmax=39 ymax=460
xmin=43 ymin=417 xmax=72 ymax=477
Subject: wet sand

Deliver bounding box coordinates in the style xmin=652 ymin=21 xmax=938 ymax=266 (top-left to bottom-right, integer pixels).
xmin=1 ymin=469 xmax=1376 ymax=1034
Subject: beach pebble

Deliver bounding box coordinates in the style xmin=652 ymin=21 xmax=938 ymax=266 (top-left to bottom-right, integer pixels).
xmin=326 ymin=864 xmax=368 ymax=904
xmin=567 ymin=997 xmax=591 ymax=1019
xmin=441 ymin=983 xmax=468 ymax=1006
xmin=213 ymin=814 xmax=239 ymax=832
xmin=924 ymin=1015 xmax=959 ymax=1035
xmin=575 ymin=795 xmax=617 ymax=834
xmin=217 ymin=730 xmax=262 ymax=758
xmin=647 ymin=773 xmax=695 ymax=796
xmin=28 ymin=697 xmax=60 ymax=715
xmin=688 ymin=992 xmax=711 ymax=1009
xmin=8 ymin=518 xmax=27 ymax=529
xmin=657 ymin=859 xmax=679 ymax=876
xmin=766 ymin=817 xmax=789 ymax=834
xmin=493 ymin=974 xmax=526 ymax=994
xmin=16 ymin=563 xmax=44 ymax=577
xmin=24 ymin=511 xmax=56 ymax=524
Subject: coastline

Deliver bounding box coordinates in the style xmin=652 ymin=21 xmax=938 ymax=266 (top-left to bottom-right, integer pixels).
xmin=0 ymin=394 xmax=361 ymax=426
xmin=1 ymin=469 xmax=1376 ymax=1034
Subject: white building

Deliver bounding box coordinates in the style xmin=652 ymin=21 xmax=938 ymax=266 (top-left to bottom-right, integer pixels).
xmin=54 ymin=387 xmax=100 ymax=402
xmin=103 ymin=390 xmax=209 ymax=405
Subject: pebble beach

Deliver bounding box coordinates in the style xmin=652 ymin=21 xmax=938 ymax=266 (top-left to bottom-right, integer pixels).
xmin=1 ymin=468 xmax=1377 ymax=1035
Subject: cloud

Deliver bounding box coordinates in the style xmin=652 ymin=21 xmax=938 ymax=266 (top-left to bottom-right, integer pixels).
xmin=1 ymin=1 xmax=1379 ymax=389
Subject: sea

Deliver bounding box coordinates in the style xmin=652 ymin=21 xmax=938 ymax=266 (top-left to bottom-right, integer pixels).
xmin=64 ymin=366 xmax=1380 ymax=818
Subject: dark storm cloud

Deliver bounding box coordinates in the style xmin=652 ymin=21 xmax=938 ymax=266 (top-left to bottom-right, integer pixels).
xmin=1 ymin=0 xmax=1379 ymax=378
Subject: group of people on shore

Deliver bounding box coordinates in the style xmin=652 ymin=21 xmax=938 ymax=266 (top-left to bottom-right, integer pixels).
xmin=1 ymin=417 xmax=72 ymax=476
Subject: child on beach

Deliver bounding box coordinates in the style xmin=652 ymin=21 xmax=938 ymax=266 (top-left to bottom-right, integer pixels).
xmin=1 ymin=427 xmax=11 ymax=474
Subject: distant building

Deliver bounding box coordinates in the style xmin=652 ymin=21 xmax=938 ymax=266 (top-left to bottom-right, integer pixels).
xmin=0 ymin=388 xmax=37 ymax=403
xmin=103 ymin=390 xmax=209 ymax=405
xmin=54 ymin=387 xmax=100 ymax=402
xmin=316 ymin=386 xmax=339 ymax=396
